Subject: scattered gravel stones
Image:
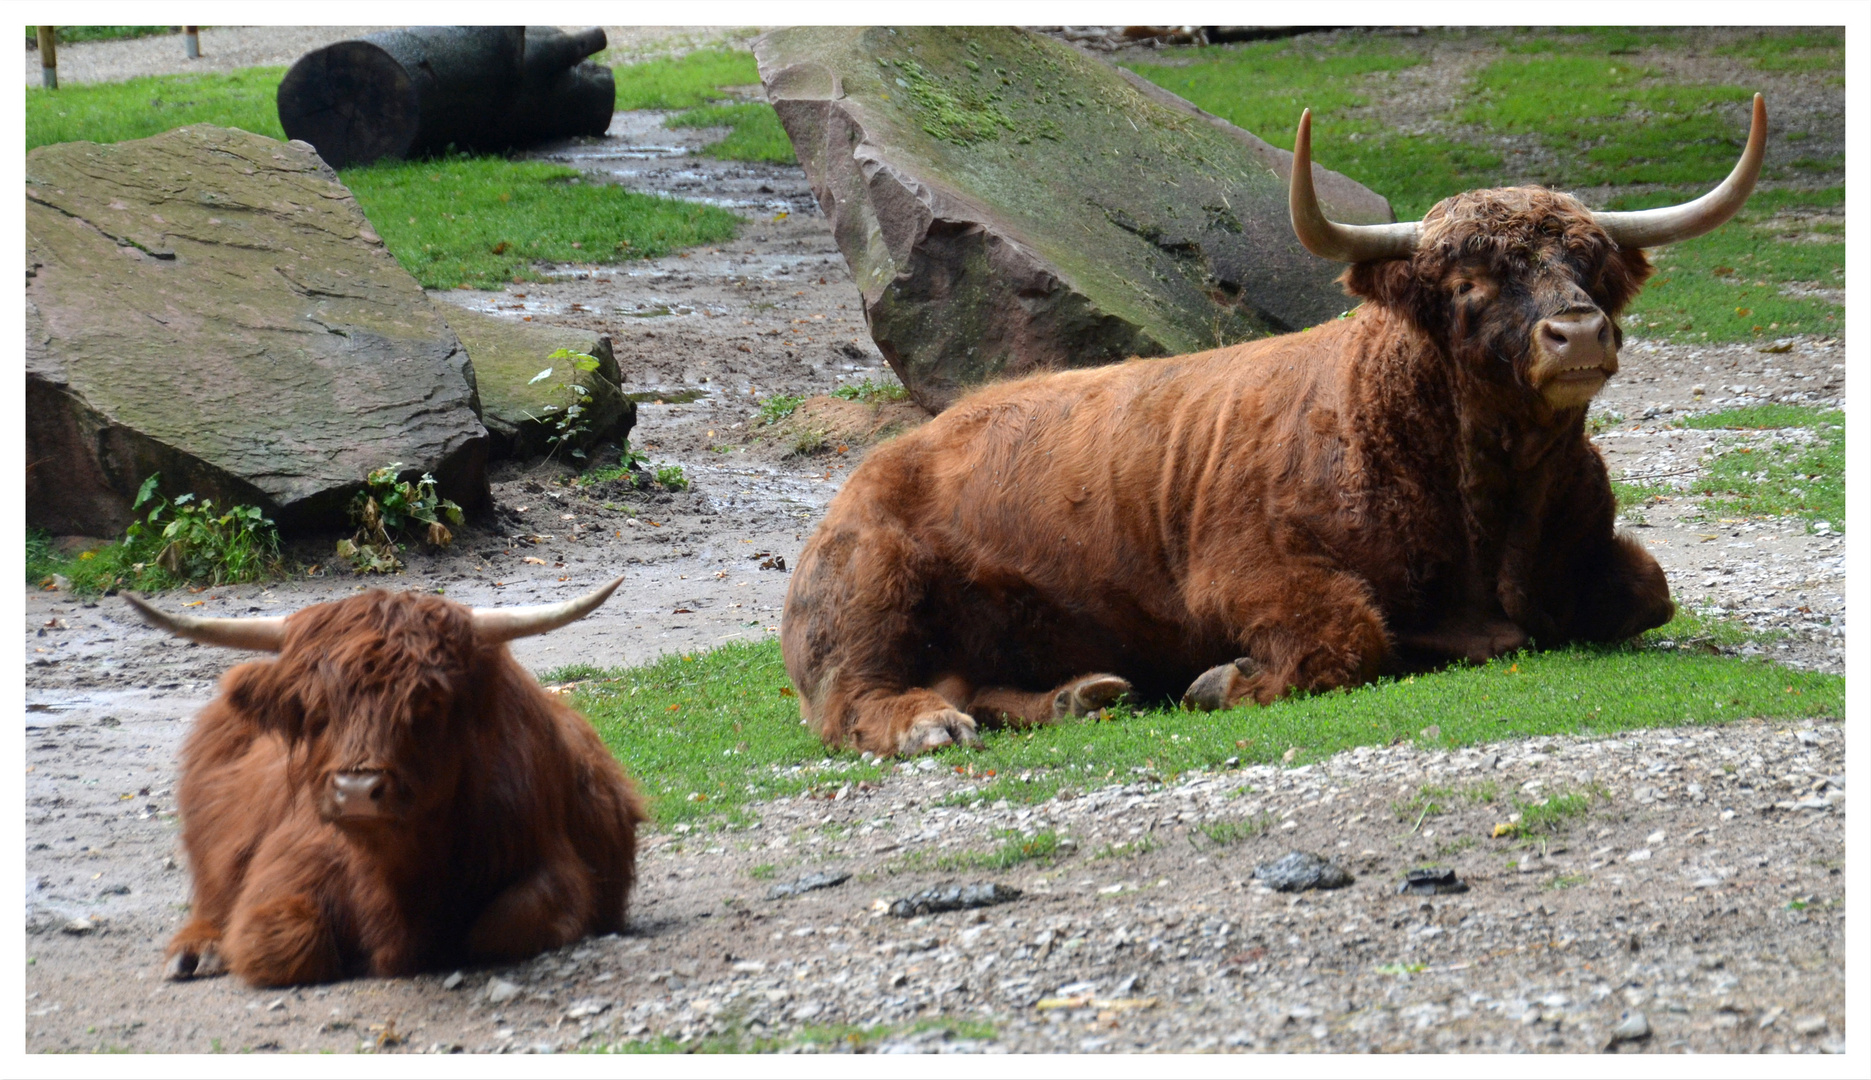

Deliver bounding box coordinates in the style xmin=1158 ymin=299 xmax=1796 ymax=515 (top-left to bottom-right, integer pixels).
xmin=1253 ymin=851 xmax=1354 ymax=892
xmin=485 ymin=978 xmax=521 ymax=1004
xmin=766 ymin=870 xmax=851 ymax=900
xmin=887 ymin=881 xmax=1022 ymax=917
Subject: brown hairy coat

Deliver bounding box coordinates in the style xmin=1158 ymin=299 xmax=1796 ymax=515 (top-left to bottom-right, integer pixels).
xmin=783 ymin=186 xmax=1674 ymax=756
xmin=164 ymin=590 xmax=645 ymax=987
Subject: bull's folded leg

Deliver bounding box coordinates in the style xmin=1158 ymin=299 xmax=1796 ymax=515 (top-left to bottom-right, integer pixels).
xmin=1397 ymin=620 xmax=1529 ymax=664
xmin=1182 ymin=658 xmax=1260 ymax=712
xmin=895 ymin=704 xmax=981 ymax=756
xmin=164 ymin=917 xmax=229 ymax=980
xmin=469 ymin=856 xmax=595 ymax=961
xmin=964 ymin=674 xmax=1132 ymax=728
xmin=1196 ymin=567 xmax=1390 ymax=705
xmin=225 ymin=893 xmax=344 ymax=987
xmin=1565 ymin=532 xmax=1675 ymax=642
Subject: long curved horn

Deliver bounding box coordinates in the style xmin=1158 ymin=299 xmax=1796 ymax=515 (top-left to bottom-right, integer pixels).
xmin=471 ymin=576 xmax=625 ymax=644
xmin=123 ymin=593 xmax=287 ymax=651
xmin=1289 ymin=107 xmax=1421 ymax=263
xmin=1595 ymin=93 xmax=1766 ymax=249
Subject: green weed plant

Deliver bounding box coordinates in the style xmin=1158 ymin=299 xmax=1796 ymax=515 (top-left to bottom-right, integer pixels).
xmin=1677 ymin=406 xmax=1844 ymax=532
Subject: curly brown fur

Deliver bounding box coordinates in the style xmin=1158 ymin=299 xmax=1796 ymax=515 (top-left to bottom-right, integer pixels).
xmin=165 ymin=590 xmax=646 ymax=987
xmin=783 ymin=186 xmax=1673 ymax=756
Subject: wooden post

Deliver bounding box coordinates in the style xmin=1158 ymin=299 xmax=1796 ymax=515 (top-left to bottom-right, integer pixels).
xmin=184 ymin=27 xmax=201 ymax=59
xmin=36 ymin=26 xmax=57 ymax=89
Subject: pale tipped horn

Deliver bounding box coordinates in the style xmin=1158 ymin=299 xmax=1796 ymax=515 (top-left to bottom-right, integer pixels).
xmin=1593 ymin=93 xmax=1766 ymax=250
xmin=1289 ymin=107 xmax=1421 ymax=263
xmin=123 ymin=593 xmax=287 ymax=652
xmin=471 ymin=576 xmax=625 ymax=644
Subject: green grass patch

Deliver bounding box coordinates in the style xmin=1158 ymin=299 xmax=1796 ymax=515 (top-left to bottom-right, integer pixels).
xmin=342 ymin=157 xmax=742 ymax=290
xmin=552 ymin=641 xmax=888 ymax=829
xmin=612 ymin=48 xmax=762 ymax=110
xmin=1711 ymin=28 xmax=1845 ymax=73
xmin=1195 ymin=815 xmax=1274 ymax=848
xmin=26 ymin=66 xmax=287 ymax=151
xmin=1513 ymin=786 xmax=1600 ymax=835
xmin=832 ymin=378 xmax=912 ymax=404
xmin=563 ymin=636 xmax=1840 ymax=830
xmin=931 ymin=829 xmax=1062 ymax=872
xmin=666 ymin=103 xmax=796 ymax=164
xmin=1644 ymin=606 xmax=1782 ymax=651
xmin=1675 ymin=406 xmax=1844 ymax=532
xmin=758 ymin=394 xmax=806 ymax=424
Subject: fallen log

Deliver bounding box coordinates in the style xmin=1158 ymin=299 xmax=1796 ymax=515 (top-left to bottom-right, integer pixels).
xmin=276 ymin=26 xmax=614 ymax=168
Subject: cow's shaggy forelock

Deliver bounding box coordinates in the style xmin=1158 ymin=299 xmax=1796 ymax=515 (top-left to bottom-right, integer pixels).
xmin=230 ymin=591 xmax=479 ymax=799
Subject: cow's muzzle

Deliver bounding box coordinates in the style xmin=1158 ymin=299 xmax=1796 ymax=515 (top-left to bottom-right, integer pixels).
xmin=321 ymin=770 xmax=393 ymax=823
xmin=1531 ymin=309 xmax=1617 ymax=408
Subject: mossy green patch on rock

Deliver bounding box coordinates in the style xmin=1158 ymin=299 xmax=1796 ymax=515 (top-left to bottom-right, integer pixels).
xmin=437 ymin=305 xmax=636 ymax=461
xmin=25 ymin=126 xmax=487 ymax=536
xmin=758 ymin=27 xmax=1391 ymax=410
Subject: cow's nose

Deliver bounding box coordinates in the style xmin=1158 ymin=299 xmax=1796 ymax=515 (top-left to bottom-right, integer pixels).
xmin=1537 ymin=310 xmax=1612 ymax=369
xmin=330 ymin=772 xmax=386 ymax=817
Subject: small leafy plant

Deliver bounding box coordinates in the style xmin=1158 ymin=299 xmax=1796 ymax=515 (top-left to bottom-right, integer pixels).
xmin=122 ymin=474 xmax=283 ymax=586
xmin=530 ymin=348 xmax=604 ymax=461
xmin=759 ymin=394 xmax=805 ymax=424
xmin=653 ymin=464 xmax=690 ymax=491
xmin=831 ymin=378 xmax=909 ymax=403
xmin=338 ymin=465 xmax=463 ymax=574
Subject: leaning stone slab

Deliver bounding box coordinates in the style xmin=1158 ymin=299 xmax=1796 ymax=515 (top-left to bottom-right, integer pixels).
xmin=435 ymin=304 xmax=635 ymax=461
xmin=757 ymin=26 xmax=1393 ymax=410
xmin=25 ymin=125 xmax=488 ymax=537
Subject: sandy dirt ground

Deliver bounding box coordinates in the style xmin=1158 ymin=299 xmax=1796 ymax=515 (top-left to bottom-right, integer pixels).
xmin=21 ymin=28 xmax=1850 ymax=1056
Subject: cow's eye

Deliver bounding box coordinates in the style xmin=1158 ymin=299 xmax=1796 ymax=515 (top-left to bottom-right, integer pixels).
xmin=1454 ymin=281 xmax=1476 ymax=297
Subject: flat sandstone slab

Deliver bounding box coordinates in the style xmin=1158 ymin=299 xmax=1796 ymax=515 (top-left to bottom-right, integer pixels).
xmin=26 ymin=125 xmax=487 ymax=535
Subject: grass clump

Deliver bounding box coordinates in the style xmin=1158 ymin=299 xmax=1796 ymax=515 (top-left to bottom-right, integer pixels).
xmin=1195 ymin=815 xmax=1274 ymax=848
xmin=653 ymin=465 xmax=690 ymax=492
xmin=343 ymin=156 xmax=742 ymax=290
xmin=1512 ymin=787 xmax=1600 ymax=835
xmin=30 ymin=26 xmax=181 ymax=45
xmin=758 ymin=394 xmax=805 ymax=424
xmin=932 ymin=829 xmax=1061 ymax=872
xmin=1675 ymin=406 xmax=1844 ymax=532
xmin=832 ymin=379 xmax=911 ymax=403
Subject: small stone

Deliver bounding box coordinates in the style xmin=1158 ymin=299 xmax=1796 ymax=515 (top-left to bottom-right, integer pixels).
xmin=1609 ymin=1012 xmax=1651 ymax=1045
xmin=1626 ymin=849 xmax=1651 ymax=863
xmin=442 ymin=971 xmax=464 ymax=990
xmin=486 ymin=978 xmax=521 ymax=1004
xmin=767 ymin=870 xmax=852 ymax=899
xmin=1646 ymin=830 xmax=1666 ymax=844
xmin=1792 ymin=1015 xmax=1827 ymax=1036
xmin=1398 ymin=868 xmax=1469 ymax=895
xmin=888 ymin=881 xmax=1022 ymax=917
xmin=62 ymin=917 xmax=94 ymax=935
xmin=1253 ymin=851 xmax=1354 ymax=892
xmin=1796 ymin=729 xmax=1822 ymax=746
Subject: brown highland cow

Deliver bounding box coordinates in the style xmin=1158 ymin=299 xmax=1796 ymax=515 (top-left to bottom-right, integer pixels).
xmin=128 ymin=580 xmax=645 ymax=987
xmin=783 ymin=96 xmax=1768 ymax=756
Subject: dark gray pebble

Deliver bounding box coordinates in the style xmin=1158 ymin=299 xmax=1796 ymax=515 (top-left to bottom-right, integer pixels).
xmin=888 ymin=881 xmax=1022 ymax=917
xmin=1253 ymin=851 xmax=1354 ymax=892
xmin=767 ymin=870 xmax=851 ymax=899
xmin=1398 ymin=868 xmax=1470 ymax=895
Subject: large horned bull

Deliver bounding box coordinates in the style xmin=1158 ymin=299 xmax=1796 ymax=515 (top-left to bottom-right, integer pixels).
xmin=783 ymin=96 xmax=1767 ymax=756
xmin=130 ymin=580 xmax=645 ymax=987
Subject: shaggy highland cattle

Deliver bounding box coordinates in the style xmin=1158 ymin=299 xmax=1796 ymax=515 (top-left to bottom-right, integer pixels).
xmin=783 ymin=97 xmax=1768 ymax=756
xmin=128 ymin=580 xmax=644 ymax=987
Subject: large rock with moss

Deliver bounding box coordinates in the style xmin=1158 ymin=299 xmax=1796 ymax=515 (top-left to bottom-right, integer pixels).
xmin=757 ymin=26 xmax=1394 ymax=410
xmin=436 ymin=305 xmax=635 ymax=460
xmin=25 ymin=125 xmax=488 ymax=536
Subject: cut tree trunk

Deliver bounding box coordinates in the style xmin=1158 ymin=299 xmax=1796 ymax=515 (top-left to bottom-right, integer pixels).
xmin=276 ymin=26 xmax=614 ymax=168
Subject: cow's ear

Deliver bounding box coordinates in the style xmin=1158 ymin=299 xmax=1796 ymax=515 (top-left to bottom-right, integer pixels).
xmin=1598 ymin=245 xmax=1654 ymax=317
xmin=223 ymin=660 xmax=305 ymax=743
xmin=1339 ymin=258 xmax=1417 ymax=309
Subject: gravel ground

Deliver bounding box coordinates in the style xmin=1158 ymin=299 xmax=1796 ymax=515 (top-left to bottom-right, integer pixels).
xmin=21 ymin=26 xmax=1849 ymax=1057
xmin=25 ymin=25 xmax=759 ymax=86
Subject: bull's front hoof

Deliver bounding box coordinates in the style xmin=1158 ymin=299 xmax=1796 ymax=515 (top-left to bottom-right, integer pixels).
xmin=897 ymin=709 xmax=981 ymax=756
xmin=1182 ymin=658 xmax=1258 ymax=712
xmin=1052 ymin=674 xmax=1132 ymax=719
xmin=165 ymin=942 xmax=226 ymax=981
